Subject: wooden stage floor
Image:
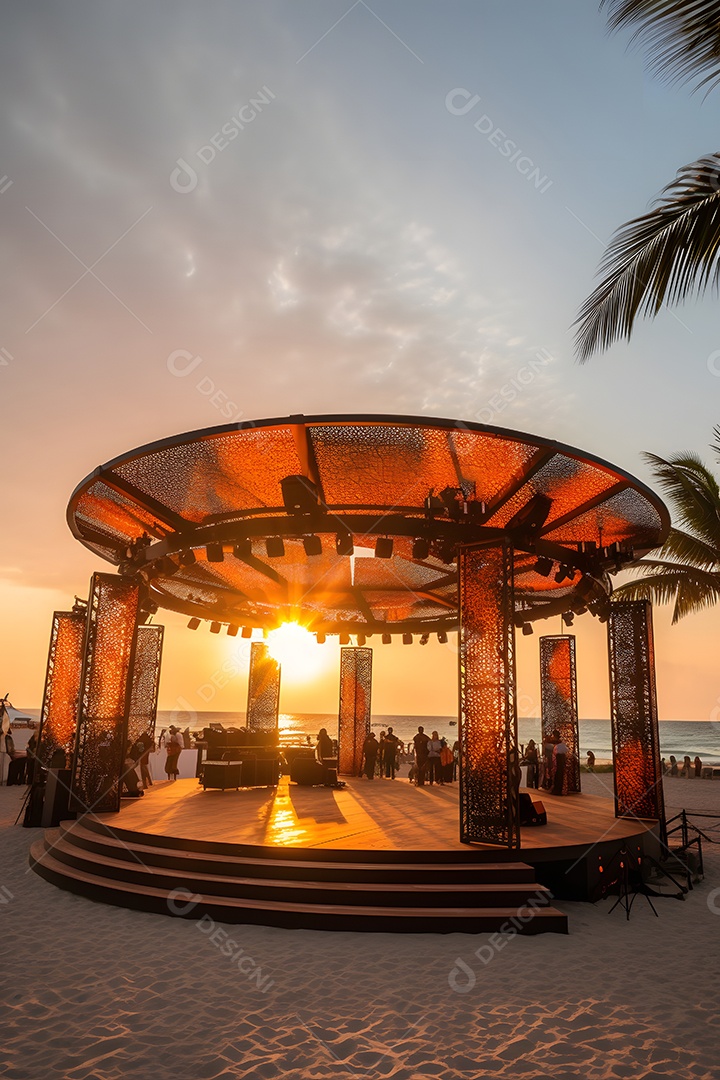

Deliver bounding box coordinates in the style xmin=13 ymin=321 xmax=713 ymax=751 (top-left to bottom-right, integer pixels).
xmin=112 ymin=776 xmax=656 ymax=858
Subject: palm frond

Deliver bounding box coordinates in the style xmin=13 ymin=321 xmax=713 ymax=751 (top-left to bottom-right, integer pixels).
xmin=656 ymin=525 xmax=720 ymax=568
xmin=712 ymin=422 xmax=720 ymax=460
xmin=575 ymin=154 xmax=720 ymax=360
xmin=643 ymin=451 xmax=720 ymax=545
xmin=613 ymin=560 xmax=720 ymax=621
xmin=602 ymin=0 xmax=720 ymax=94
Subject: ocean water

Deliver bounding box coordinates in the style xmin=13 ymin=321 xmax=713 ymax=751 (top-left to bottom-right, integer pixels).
xmin=151 ymin=710 xmax=720 ymax=767
xmin=14 ymin=709 xmax=720 ymax=766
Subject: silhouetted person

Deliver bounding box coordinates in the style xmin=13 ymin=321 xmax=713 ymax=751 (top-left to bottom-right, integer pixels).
xmin=316 ymin=728 xmax=340 ymax=787
xmin=413 ymin=726 xmax=430 ymax=786
xmin=426 ymin=731 xmax=443 ymax=785
xmin=694 ymin=755 xmax=703 ymax=777
xmin=524 ymin=740 xmax=539 ymax=788
xmin=383 ymin=727 xmax=400 ymax=779
xmin=4 ymin=731 xmax=27 ymax=785
xmin=362 ymin=732 xmax=378 ymax=779
xmin=552 ymin=737 xmax=568 ymax=795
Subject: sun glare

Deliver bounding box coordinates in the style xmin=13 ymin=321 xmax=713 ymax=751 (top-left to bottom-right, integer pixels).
xmin=266 ymin=622 xmax=330 ymax=682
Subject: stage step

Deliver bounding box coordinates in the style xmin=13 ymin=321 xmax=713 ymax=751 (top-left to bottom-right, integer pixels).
xmin=59 ymin=820 xmax=538 ymax=885
xmin=29 ymin=819 xmax=568 ymax=935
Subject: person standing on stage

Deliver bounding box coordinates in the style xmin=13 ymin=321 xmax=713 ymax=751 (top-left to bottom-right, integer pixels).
xmin=523 ymin=739 xmax=539 ymax=789
xmin=383 ymin=727 xmax=400 ymax=779
xmin=413 ymin=726 xmax=430 ymax=786
xmin=542 ymin=732 xmax=556 ymax=790
xmin=426 ymin=731 xmax=443 ymax=785
xmin=361 ymin=732 xmax=378 ymax=779
xmin=552 ymin=736 xmax=568 ymax=795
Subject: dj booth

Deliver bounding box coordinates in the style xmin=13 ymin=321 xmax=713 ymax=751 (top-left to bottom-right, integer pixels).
xmin=195 ymin=728 xmax=281 ymax=790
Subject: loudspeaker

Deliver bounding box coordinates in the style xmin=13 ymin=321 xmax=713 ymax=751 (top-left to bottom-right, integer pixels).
xmin=519 ymin=792 xmax=547 ymax=826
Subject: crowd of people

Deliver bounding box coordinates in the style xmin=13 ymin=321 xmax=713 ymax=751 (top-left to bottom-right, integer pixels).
xmin=359 ymin=725 xmax=458 ymax=785
xmin=521 ymin=730 xmax=570 ymax=796
xmin=662 ymin=754 xmax=706 ymax=777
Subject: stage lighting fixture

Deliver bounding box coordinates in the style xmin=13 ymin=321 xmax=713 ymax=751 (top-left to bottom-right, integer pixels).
xmin=382 ymin=633 xmax=392 ymax=644
xmin=339 ymin=633 xmax=350 ymax=645
xmin=280 ymin=474 xmax=320 ymax=514
xmin=554 ymin=564 xmax=572 ymax=584
xmin=522 ymin=623 xmax=533 ymax=636
xmin=227 ymin=624 xmax=239 ymax=636
xmin=241 ymin=626 xmax=253 ymax=638
xmin=534 ymin=556 xmax=553 ymax=577
xmin=375 ymin=537 xmax=393 ymax=559
xmin=316 ymin=632 xmax=326 ymax=644
xmin=412 ymin=537 xmax=430 ymax=561
xmin=402 ymin=633 xmax=413 ymax=645
xmin=336 ymin=531 xmax=354 ymax=556
xmin=419 ymin=633 xmax=429 ymax=645
xmin=210 ymin=622 xmax=222 ymax=634
xmin=357 ymin=633 xmax=366 ymax=646
xmin=206 ymin=542 xmax=224 ymax=563
xmin=179 ymin=549 xmax=196 ymax=566
xmin=233 ymin=539 xmax=252 ymax=559
xmin=303 ymin=535 xmax=322 ymax=557
xmin=187 ymin=617 xmax=201 ymax=630
xmin=159 ymin=557 xmax=180 ymax=576
xmin=562 ymin=612 xmax=574 ymax=627
xmin=439 ymin=541 xmax=455 ymax=565
xmin=266 ymin=537 xmax=285 ymax=558
xmin=506 ymin=493 xmax=553 ymax=536
xmin=437 ymin=631 xmax=448 ymax=644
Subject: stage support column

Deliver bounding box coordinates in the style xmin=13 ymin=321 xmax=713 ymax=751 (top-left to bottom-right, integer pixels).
xmin=246 ymin=642 xmax=281 ymax=731
xmin=607 ymin=600 xmax=665 ymax=835
xmin=458 ymin=540 xmax=519 ymax=848
xmin=70 ymin=574 xmax=142 ymax=814
xmin=36 ymin=605 xmax=88 ymax=776
xmin=539 ymin=635 xmax=581 ymax=794
xmin=127 ymin=625 xmax=164 ymax=748
xmin=338 ymin=647 xmax=372 ymax=776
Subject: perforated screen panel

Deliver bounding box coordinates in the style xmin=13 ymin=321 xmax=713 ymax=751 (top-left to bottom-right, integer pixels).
xmin=36 ymin=609 xmax=87 ymax=772
xmin=246 ymin=642 xmax=281 ymax=731
xmin=458 ymin=541 xmax=519 ymax=848
xmin=70 ymin=574 xmax=141 ymax=814
xmin=338 ymin=647 xmax=372 ymax=776
xmin=127 ymin=625 xmax=164 ymax=747
xmin=539 ymin=635 xmax=581 ymax=795
xmin=608 ymin=600 xmax=665 ymax=826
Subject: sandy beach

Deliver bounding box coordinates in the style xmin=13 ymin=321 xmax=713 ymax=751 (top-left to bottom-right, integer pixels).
xmin=2 ymin=773 xmax=719 ymax=1080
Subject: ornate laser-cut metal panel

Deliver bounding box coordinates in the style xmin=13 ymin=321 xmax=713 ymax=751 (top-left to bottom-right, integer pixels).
xmin=36 ymin=609 xmax=87 ymax=773
xmin=338 ymin=647 xmax=372 ymax=775
xmin=458 ymin=541 xmax=519 ymax=848
xmin=539 ymin=635 xmax=581 ymax=795
xmin=127 ymin=625 xmax=164 ymax=747
xmin=246 ymin=642 xmax=281 ymax=731
xmin=608 ymin=600 xmax=665 ymax=827
xmin=70 ymin=574 xmax=141 ymax=814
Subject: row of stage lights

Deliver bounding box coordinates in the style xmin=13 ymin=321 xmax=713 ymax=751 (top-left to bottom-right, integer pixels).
xmin=162 ymin=534 xmax=442 ymax=567
xmin=186 ymin=617 xmax=449 ymax=645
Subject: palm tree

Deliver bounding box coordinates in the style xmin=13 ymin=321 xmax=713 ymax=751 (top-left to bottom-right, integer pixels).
xmin=613 ymin=429 xmax=720 ymax=620
xmin=575 ymin=1 xmax=720 ymax=360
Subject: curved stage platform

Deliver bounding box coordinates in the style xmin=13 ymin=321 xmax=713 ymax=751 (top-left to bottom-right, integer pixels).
xmin=30 ymin=777 xmax=659 ymax=935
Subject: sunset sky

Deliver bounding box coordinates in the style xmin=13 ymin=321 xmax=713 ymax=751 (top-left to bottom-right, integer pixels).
xmin=2 ymin=1 xmax=720 ymax=721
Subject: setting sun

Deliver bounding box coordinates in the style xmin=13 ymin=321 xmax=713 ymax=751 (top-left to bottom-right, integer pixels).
xmin=266 ymin=622 xmax=332 ymax=683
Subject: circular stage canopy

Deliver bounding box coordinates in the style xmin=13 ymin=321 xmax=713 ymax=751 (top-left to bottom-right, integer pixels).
xmin=68 ymin=415 xmax=669 ymax=634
